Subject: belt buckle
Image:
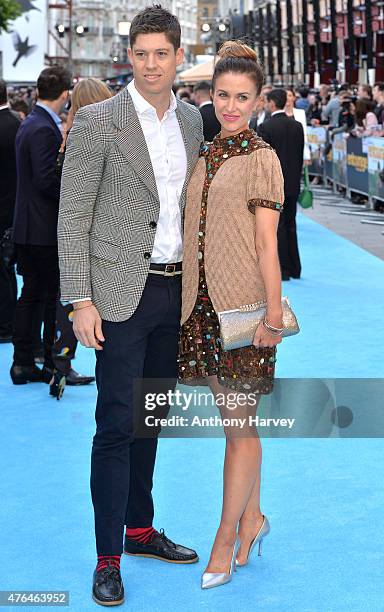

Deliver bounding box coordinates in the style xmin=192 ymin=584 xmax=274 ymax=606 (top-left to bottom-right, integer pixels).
xmin=164 ymin=264 xmax=176 ymax=276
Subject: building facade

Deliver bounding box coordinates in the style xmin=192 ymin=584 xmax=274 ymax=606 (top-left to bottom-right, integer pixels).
xmin=226 ymin=0 xmax=384 ymax=85
xmin=47 ymin=0 xmax=199 ymax=80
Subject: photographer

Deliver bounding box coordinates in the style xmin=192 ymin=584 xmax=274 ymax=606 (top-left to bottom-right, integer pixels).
xmin=336 ymin=96 xmax=356 ymax=133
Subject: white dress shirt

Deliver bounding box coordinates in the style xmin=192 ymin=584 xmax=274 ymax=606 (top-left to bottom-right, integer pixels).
xmin=128 ymin=79 xmax=187 ymax=263
xmin=199 ymin=100 xmax=212 ymax=109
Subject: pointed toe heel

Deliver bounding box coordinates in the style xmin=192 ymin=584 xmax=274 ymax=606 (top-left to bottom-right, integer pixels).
xmin=201 ymin=536 xmax=240 ymax=590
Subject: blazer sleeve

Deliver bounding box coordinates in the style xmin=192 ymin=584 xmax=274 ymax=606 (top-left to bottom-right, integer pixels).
xmin=246 ymin=147 xmax=285 ymax=213
xmin=30 ymin=126 xmax=61 ymax=199
xmin=58 ymin=106 xmax=106 ymax=302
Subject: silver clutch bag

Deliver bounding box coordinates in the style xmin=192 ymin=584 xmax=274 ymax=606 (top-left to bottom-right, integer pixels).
xmin=218 ymin=296 xmax=299 ymax=351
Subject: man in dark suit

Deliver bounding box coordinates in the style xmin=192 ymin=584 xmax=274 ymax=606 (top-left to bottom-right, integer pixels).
xmin=259 ymin=89 xmax=304 ymax=280
xmin=193 ymin=80 xmax=221 ymax=141
xmin=11 ymin=66 xmax=71 ymax=384
xmin=0 ymin=79 xmax=20 ymax=342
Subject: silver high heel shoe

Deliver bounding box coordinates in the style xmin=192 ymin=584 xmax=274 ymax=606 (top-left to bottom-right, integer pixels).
xmin=201 ymin=536 xmax=240 ymax=590
xmin=236 ymin=515 xmax=270 ymax=567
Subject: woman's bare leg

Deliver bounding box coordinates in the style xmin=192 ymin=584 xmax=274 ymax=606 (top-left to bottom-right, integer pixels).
xmin=236 ymin=433 xmax=265 ymax=564
xmin=203 ymin=375 xmax=262 ymax=573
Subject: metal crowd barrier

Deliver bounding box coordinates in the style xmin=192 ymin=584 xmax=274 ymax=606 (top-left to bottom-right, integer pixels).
xmin=307 ymin=127 xmax=384 ymax=226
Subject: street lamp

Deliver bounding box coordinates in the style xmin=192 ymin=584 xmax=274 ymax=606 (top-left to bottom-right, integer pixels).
xmin=200 ymin=20 xmax=229 ymax=54
xmin=118 ymin=21 xmax=131 ymax=36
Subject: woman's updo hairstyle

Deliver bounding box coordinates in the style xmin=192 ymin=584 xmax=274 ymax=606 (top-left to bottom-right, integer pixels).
xmin=212 ymin=40 xmax=264 ymax=96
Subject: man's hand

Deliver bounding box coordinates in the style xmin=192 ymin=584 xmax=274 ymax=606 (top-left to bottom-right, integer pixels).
xmin=72 ymin=301 xmax=105 ymax=350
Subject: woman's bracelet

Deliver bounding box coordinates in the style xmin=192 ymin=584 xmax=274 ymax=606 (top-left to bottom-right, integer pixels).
xmin=263 ymin=317 xmax=284 ymax=336
xmin=73 ymin=303 xmax=94 ymax=311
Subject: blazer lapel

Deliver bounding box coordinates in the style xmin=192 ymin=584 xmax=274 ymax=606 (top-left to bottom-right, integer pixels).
xmin=176 ymin=100 xmax=200 ymax=208
xmin=113 ymin=89 xmax=159 ymax=201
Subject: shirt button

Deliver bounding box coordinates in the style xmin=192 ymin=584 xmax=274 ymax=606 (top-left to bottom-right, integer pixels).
xmin=144 ymin=252 xmax=151 ymax=259
xmin=149 ymin=221 xmax=157 ymax=229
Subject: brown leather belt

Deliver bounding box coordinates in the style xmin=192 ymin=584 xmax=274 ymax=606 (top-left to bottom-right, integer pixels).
xmin=148 ymin=262 xmax=182 ymax=276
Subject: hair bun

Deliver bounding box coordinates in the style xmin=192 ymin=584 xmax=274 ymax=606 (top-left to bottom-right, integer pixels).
xmin=218 ymin=40 xmax=258 ymax=62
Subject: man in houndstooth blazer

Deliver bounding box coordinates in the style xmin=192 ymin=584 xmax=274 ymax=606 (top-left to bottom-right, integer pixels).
xmin=58 ymin=7 xmax=203 ymax=605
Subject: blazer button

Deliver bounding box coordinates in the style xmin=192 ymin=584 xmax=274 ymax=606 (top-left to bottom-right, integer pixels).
xmin=149 ymin=221 xmax=157 ymax=229
xmin=144 ymin=252 xmax=151 ymax=259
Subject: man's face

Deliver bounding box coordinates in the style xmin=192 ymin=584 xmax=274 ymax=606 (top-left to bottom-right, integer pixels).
xmin=358 ymin=85 xmax=369 ymax=99
xmin=58 ymin=89 xmax=69 ymax=113
xmin=262 ymin=87 xmax=272 ymax=110
xmin=194 ymin=89 xmax=205 ymax=107
xmin=255 ymin=93 xmax=264 ymax=112
xmin=373 ymin=85 xmax=383 ymax=103
xmin=128 ymin=33 xmax=184 ymax=100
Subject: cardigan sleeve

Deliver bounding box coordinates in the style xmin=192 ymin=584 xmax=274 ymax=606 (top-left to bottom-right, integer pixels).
xmin=246 ymin=147 xmax=285 ymax=213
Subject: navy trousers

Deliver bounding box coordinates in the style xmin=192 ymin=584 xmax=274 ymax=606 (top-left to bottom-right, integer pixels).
xmin=277 ymin=194 xmax=302 ymax=278
xmin=91 ymin=274 xmax=181 ymax=555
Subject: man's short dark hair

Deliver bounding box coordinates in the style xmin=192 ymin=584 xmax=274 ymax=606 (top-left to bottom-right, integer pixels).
xmin=37 ymin=66 xmax=72 ymax=101
xmin=11 ymin=98 xmax=29 ymax=116
xmin=193 ymin=81 xmax=211 ymax=94
xmin=374 ymin=82 xmax=384 ymax=92
xmin=298 ymin=86 xmax=309 ymax=98
xmin=0 ymin=79 xmax=7 ymax=105
xmin=130 ymin=5 xmax=181 ymax=51
xmin=267 ymin=88 xmax=287 ymax=109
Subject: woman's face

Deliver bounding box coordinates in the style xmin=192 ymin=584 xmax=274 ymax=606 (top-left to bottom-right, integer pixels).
xmin=285 ymin=89 xmax=296 ymax=108
xmin=213 ymin=72 xmax=259 ymax=138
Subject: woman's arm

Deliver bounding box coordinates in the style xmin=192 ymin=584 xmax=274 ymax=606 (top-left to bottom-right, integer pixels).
xmin=246 ymin=148 xmax=284 ymax=346
xmin=254 ymin=208 xmax=283 ymax=329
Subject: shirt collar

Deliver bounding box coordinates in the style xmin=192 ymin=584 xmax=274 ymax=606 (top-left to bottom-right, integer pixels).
xmin=272 ymin=110 xmax=286 ymax=117
xmin=199 ymin=100 xmax=212 ymax=109
xmin=127 ymin=79 xmax=177 ymax=118
xmin=36 ymin=101 xmax=62 ymax=127
xmin=0 ymin=103 xmax=9 ymax=111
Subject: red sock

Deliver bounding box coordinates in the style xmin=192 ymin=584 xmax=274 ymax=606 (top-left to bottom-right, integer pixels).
xmin=125 ymin=526 xmax=155 ymax=544
xmin=96 ymin=555 xmax=121 ymax=572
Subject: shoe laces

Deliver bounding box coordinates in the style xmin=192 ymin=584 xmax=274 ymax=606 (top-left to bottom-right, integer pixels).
xmin=97 ymin=564 xmax=120 ymax=586
xmin=156 ymin=528 xmax=177 ymax=549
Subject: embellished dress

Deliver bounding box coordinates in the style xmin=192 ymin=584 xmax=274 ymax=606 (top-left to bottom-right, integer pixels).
xmin=178 ymin=129 xmax=284 ymax=394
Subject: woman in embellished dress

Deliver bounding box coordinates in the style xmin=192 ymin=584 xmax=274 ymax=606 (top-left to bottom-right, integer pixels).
xmin=178 ymin=41 xmax=285 ymax=589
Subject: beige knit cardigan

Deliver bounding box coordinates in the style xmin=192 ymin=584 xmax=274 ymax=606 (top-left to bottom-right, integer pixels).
xmin=181 ymin=146 xmax=284 ymax=325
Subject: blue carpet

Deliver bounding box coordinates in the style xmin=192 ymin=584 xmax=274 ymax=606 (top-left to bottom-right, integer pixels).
xmin=0 ymin=212 xmax=383 ymax=611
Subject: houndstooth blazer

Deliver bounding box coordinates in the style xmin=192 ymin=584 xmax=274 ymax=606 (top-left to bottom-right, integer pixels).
xmin=58 ymin=88 xmax=203 ymax=322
